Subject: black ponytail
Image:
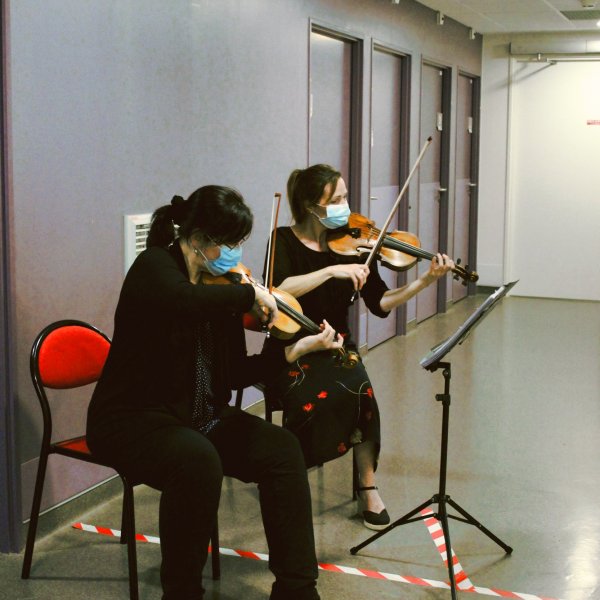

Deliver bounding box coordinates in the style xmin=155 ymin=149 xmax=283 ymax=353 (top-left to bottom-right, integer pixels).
xmin=287 ymin=164 xmax=341 ymax=224
xmin=145 ymin=196 xmax=183 ymax=248
xmin=146 ymin=187 xmax=252 ymax=249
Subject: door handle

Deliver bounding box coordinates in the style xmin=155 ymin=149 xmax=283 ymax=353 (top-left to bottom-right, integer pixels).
xmin=468 ymin=182 xmax=477 ymax=188
xmin=438 ymin=188 xmax=448 ymax=193
xmin=369 ymin=196 xmax=378 ymax=201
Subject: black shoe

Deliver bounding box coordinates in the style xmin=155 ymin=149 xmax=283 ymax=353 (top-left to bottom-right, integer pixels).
xmin=356 ymin=486 xmax=391 ymax=531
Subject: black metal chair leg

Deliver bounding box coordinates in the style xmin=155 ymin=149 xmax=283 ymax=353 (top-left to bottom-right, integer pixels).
xmin=352 ymin=453 xmax=359 ymax=499
xmin=120 ymin=477 xmax=131 ymax=545
xmin=21 ymin=450 xmax=50 ymax=579
xmin=211 ymin=522 xmax=220 ymax=580
xmin=123 ymin=482 xmax=139 ymax=600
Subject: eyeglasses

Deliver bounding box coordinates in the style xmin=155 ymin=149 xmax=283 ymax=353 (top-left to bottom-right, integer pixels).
xmin=206 ymin=235 xmax=247 ymax=250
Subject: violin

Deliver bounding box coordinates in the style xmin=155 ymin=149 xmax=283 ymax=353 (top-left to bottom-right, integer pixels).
xmin=202 ymin=263 xmax=360 ymax=368
xmin=327 ymin=213 xmax=478 ymax=284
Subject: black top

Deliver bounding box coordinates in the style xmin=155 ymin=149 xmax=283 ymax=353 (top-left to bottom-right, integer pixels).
xmin=87 ymin=242 xmax=286 ymax=453
xmin=263 ymin=226 xmax=390 ymax=352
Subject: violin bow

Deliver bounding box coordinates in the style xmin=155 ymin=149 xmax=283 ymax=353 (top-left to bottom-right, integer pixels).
xmin=350 ymin=135 xmax=433 ymax=302
xmin=266 ymin=192 xmax=282 ymax=293
xmin=260 ymin=193 xmax=282 ymax=336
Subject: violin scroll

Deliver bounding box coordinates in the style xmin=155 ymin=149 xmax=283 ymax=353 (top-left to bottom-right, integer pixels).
xmin=338 ymin=349 xmax=360 ymax=369
xmin=452 ymin=258 xmax=479 ymax=285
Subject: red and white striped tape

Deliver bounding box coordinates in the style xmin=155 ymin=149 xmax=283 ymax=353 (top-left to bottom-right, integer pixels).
xmin=73 ymin=522 xmax=563 ymax=599
xmin=420 ymin=508 xmax=475 ymax=591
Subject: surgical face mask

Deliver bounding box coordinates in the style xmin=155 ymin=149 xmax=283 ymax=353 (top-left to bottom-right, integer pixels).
xmin=199 ymin=244 xmax=243 ymax=276
xmin=313 ymin=203 xmax=351 ymax=229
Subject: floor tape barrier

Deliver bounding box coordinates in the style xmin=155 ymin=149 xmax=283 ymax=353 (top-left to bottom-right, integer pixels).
xmin=420 ymin=508 xmax=475 ymax=591
xmin=73 ymin=522 xmax=562 ymax=599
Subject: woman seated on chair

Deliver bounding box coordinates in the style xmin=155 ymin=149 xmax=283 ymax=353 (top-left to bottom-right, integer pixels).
xmin=86 ymin=185 xmax=342 ymax=600
xmin=261 ymin=164 xmax=454 ymax=531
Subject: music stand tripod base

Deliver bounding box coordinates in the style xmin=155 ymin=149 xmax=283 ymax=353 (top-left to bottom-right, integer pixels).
xmin=351 ymin=283 xmax=518 ymax=600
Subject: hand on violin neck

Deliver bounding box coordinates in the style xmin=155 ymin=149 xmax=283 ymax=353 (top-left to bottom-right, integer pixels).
xmin=252 ymin=286 xmax=278 ymax=328
xmin=424 ymin=253 xmax=455 ymax=283
xmin=380 ymin=254 xmax=454 ymax=312
xmin=284 ymin=319 xmax=344 ymax=363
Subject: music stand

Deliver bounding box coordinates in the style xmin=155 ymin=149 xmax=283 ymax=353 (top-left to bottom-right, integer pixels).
xmin=350 ymin=281 xmax=518 ymax=599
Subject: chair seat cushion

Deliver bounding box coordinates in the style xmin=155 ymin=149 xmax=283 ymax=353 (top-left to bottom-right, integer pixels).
xmin=54 ymin=436 xmax=91 ymax=455
xmin=39 ymin=326 xmax=110 ymax=389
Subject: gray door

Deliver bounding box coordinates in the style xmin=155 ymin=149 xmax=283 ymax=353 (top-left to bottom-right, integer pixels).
xmin=452 ymin=74 xmax=476 ymax=302
xmin=309 ymin=28 xmax=364 ymax=343
xmin=415 ymin=64 xmax=448 ymax=323
xmin=309 ymin=31 xmax=352 ymax=177
xmin=367 ymin=48 xmax=405 ymax=348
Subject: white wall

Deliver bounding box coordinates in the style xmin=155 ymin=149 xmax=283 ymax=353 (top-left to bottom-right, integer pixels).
xmin=480 ymin=32 xmax=600 ymax=300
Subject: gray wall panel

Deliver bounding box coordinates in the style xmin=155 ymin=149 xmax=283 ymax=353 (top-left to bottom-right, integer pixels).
xmin=5 ymin=0 xmax=481 ymax=527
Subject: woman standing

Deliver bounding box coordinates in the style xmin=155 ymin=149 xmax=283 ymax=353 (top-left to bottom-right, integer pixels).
xmin=87 ymin=185 xmax=341 ymax=599
xmin=262 ymin=164 xmax=454 ymax=530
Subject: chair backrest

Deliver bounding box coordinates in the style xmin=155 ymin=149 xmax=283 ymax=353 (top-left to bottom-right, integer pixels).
xmin=32 ymin=320 xmax=111 ymax=390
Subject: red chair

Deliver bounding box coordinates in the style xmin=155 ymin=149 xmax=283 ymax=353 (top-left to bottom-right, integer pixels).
xmin=21 ymin=320 xmax=220 ymax=600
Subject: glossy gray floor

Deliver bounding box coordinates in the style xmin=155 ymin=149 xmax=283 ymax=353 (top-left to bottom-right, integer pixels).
xmin=2 ymin=294 xmax=599 ymax=599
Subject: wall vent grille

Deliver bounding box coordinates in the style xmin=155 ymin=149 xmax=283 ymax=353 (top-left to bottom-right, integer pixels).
xmin=124 ymin=213 xmax=152 ymax=273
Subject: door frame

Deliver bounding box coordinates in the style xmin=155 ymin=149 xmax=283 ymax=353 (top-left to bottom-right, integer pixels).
xmin=308 ymin=20 xmax=364 ymax=206
xmin=420 ymin=58 xmax=452 ymax=315
xmin=458 ymin=69 xmax=481 ymax=297
xmin=308 ymin=20 xmax=364 ymax=341
xmin=369 ymin=40 xmax=411 ymax=336
xmin=1 ymin=0 xmax=21 ymax=553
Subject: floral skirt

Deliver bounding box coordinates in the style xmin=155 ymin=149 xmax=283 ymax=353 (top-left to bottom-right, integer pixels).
xmin=264 ymin=350 xmax=381 ymax=468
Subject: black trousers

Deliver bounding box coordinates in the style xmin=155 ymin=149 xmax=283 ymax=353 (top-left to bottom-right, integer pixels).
xmin=115 ymin=409 xmax=319 ymax=600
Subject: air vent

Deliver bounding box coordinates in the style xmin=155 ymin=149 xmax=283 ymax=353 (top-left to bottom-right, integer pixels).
xmin=561 ymin=9 xmax=600 ymax=20
xmin=124 ymin=213 xmax=152 ymax=273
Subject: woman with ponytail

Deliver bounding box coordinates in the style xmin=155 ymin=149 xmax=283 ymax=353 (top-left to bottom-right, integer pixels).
xmin=87 ymin=185 xmax=339 ymax=600
xmin=262 ymin=165 xmax=454 ymax=531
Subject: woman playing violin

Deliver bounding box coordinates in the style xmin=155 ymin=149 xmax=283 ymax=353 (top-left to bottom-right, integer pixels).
xmin=262 ymin=164 xmax=454 ymax=530
xmin=87 ymin=185 xmax=339 ymax=600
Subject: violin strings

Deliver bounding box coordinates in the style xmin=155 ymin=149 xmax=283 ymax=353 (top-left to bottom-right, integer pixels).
xmin=362 ymin=225 xmax=434 ymax=261
xmin=275 ymin=297 xmax=320 ymax=334
xmin=363 ymin=225 xmax=471 ymax=278
xmin=239 ymin=270 xmax=358 ymax=352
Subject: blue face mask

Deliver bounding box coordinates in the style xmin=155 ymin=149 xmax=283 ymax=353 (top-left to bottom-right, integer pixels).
xmin=201 ymin=244 xmax=243 ymax=276
xmin=313 ymin=203 xmax=351 ymax=229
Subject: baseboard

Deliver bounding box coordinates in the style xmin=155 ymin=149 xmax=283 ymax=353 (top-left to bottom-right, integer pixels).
xmin=20 ymin=475 xmax=124 ymax=550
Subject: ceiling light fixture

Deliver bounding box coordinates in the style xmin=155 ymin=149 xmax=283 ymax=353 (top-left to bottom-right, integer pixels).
xmin=437 ymin=11 xmax=445 ymax=25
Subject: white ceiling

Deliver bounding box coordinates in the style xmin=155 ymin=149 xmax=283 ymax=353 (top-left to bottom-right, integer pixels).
xmin=412 ymin=0 xmax=600 ymax=34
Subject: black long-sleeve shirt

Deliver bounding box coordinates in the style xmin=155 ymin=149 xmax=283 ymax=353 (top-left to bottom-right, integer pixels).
xmin=87 ymin=241 xmax=285 ymax=456
xmin=263 ymin=227 xmax=390 ymax=354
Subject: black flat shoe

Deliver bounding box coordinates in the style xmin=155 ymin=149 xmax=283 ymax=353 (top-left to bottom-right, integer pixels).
xmin=356 ymin=486 xmax=391 ymax=531
xmin=362 ymin=508 xmax=391 ymax=530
